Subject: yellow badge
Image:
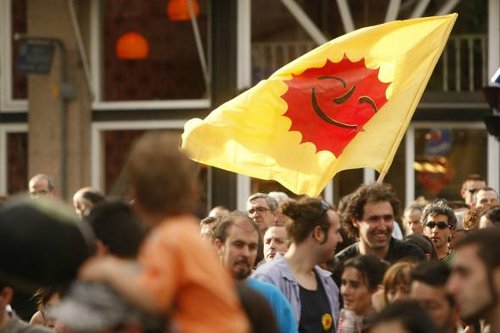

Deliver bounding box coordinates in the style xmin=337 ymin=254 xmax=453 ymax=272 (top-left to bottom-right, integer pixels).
xmin=322 ymin=313 xmax=333 ymax=331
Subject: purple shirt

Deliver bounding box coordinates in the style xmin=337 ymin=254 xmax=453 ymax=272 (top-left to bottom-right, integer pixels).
xmin=252 ymin=254 xmax=340 ymax=329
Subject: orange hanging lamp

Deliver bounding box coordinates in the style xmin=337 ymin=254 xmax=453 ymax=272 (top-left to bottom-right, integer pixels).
xmin=166 ymin=0 xmax=200 ymax=21
xmin=115 ymin=32 xmax=150 ymax=60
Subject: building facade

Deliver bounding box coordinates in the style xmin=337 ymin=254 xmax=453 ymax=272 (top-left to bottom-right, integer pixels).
xmin=0 ymin=0 xmax=499 ymax=213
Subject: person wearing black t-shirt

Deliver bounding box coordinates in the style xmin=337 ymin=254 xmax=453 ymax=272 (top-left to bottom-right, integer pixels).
xmin=253 ymin=197 xmax=343 ymax=332
xmin=332 ymin=183 xmax=426 ymax=285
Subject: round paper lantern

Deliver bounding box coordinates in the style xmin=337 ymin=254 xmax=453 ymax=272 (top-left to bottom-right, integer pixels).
xmin=115 ymin=32 xmax=149 ymax=60
xmin=167 ymin=0 xmax=200 ymax=21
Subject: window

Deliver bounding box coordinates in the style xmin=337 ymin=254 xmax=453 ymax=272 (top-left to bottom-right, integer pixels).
xmin=0 ymin=0 xmax=28 ymax=111
xmin=413 ymin=126 xmax=488 ymax=201
xmin=91 ymin=121 xmax=208 ymax=216
xmin=0 ymin=124 xmax=28 ymax=195
xmin=92 ymin=0 xmax=209 ymax=108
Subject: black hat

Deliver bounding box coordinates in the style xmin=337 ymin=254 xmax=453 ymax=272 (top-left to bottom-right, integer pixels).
xmin=0 ymin=196 xmax=95 ymax=291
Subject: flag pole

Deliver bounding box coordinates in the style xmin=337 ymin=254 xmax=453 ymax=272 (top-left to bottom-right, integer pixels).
xmin=376 ymin=171 xmax=387 ymax=184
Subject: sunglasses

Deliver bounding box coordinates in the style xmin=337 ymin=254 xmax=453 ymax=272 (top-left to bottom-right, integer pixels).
xmin=424 ymin=221 xmax=450 ymax=230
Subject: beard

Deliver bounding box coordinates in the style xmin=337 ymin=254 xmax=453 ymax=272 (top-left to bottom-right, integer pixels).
xmin=233 ymin=259 xmax=252 ymax=280
xmin=459 ymin=274 xmax=497 ymax=324
xmin=460 ymin=290 xmax=496 ymax=323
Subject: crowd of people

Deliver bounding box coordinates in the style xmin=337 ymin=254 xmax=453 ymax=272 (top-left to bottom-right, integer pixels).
xmin=0 ymin=132 xmax=499 ymax=333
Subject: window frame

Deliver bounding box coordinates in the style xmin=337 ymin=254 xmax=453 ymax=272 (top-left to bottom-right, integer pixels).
xmin=89 ymin=0 xmax=211 ymax=111
xmin=0 ymin=0 xmax=28 ymax=112
xmin=405 ymin=121 xmax=498 ymax=207
xmin=90 ymin=119 xmax=187 ymax=191
xmin=0 ymin=123 xmax=28 ymax=194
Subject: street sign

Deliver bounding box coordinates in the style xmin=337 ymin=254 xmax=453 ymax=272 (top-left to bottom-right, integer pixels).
xmin=16 ymin=41 xmax=55 ymax=74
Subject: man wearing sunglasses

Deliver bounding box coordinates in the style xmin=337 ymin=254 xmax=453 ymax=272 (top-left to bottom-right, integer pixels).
xmin=422 ymin=200 xmax=457 ymax=265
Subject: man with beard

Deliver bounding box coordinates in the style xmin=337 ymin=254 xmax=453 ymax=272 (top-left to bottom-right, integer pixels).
xmin=334 ymin=183 xmax=425 ymax=284
xmin=213 ymin=212 xmax=297 ymax=333
xmin=410 ymin=261 xmax=461 ymax=333
xmin=448 ymin=228 xmax=500 ymax=333
xmin=253 ymin=197 xmax=342 ymax=333
xmin=422 ymin=200 xmax=457 ymax=265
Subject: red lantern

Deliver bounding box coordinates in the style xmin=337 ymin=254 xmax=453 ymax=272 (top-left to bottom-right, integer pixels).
xmin=167 ymin=0 xmax=200 ymax=21
xmin=115 ymin=32 xmax=149 ymax=60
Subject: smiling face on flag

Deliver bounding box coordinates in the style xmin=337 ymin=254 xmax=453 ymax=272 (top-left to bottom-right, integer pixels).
xmin=282 ymin=56 xmax=391 ymax=156
xmin=181 ymin=15 xmax=457 ymax=196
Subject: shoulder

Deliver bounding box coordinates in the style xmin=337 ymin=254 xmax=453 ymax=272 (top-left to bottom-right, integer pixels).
xmin=315 ymin=266 xmax=338 ymax=290
xmin=254 ymin=256 xmax=287 ymax=275
xmin=247 ymin=277 xmax=272 ymax=290
xmin=252 ymin=256 xmax=292 ymax=283
xmin=28 ymin=312 xmax=44 ymax=326
xmin=248 ymin=278 xmax=285 ymax=298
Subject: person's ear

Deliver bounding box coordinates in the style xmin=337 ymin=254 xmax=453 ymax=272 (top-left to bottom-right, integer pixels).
xmin=213 ymin=238 xmax=223 ymax=254
xmin=352 ymin=219 xmax=360 ymax=229
xmin=313 ymin=226 xmax=325 ymax=242
xmin=448 ymin=229 xmax=455 ymax=243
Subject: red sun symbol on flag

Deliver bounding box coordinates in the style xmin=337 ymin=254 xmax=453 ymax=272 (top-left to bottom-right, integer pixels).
xmin=282 ymin=56 xmax=391 ymax=156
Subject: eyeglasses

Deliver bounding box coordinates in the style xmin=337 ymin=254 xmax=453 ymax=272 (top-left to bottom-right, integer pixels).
xmin=247 ymin=207 xmax=270 ymax=215
xmin=424 ymin=221 xmax=450 ymax=230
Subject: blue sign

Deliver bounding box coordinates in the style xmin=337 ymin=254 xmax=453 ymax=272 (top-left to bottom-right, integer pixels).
xmin=16 ymin=42 xmax=55 ymax=74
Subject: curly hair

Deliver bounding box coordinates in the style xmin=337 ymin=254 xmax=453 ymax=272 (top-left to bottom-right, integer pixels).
xmin=282 ymin=197 xmax=333 ymax=244
xmin=342 ymin=183 xmax=401 ymax=238
xmin=465 ymin=204 xmax=500 ymax=230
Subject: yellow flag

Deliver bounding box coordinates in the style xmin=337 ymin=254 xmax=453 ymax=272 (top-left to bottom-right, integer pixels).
xmin=182 ymin=14 xmax=457 ymax=196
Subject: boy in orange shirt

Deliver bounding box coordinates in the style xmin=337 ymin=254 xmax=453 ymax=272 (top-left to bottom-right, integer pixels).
xmin=80 ymin=133 xmax=248 ymax=333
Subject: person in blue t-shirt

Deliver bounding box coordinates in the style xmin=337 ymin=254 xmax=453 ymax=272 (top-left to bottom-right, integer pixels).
xmin=213 ymin=211 xmax=298 ymax=333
